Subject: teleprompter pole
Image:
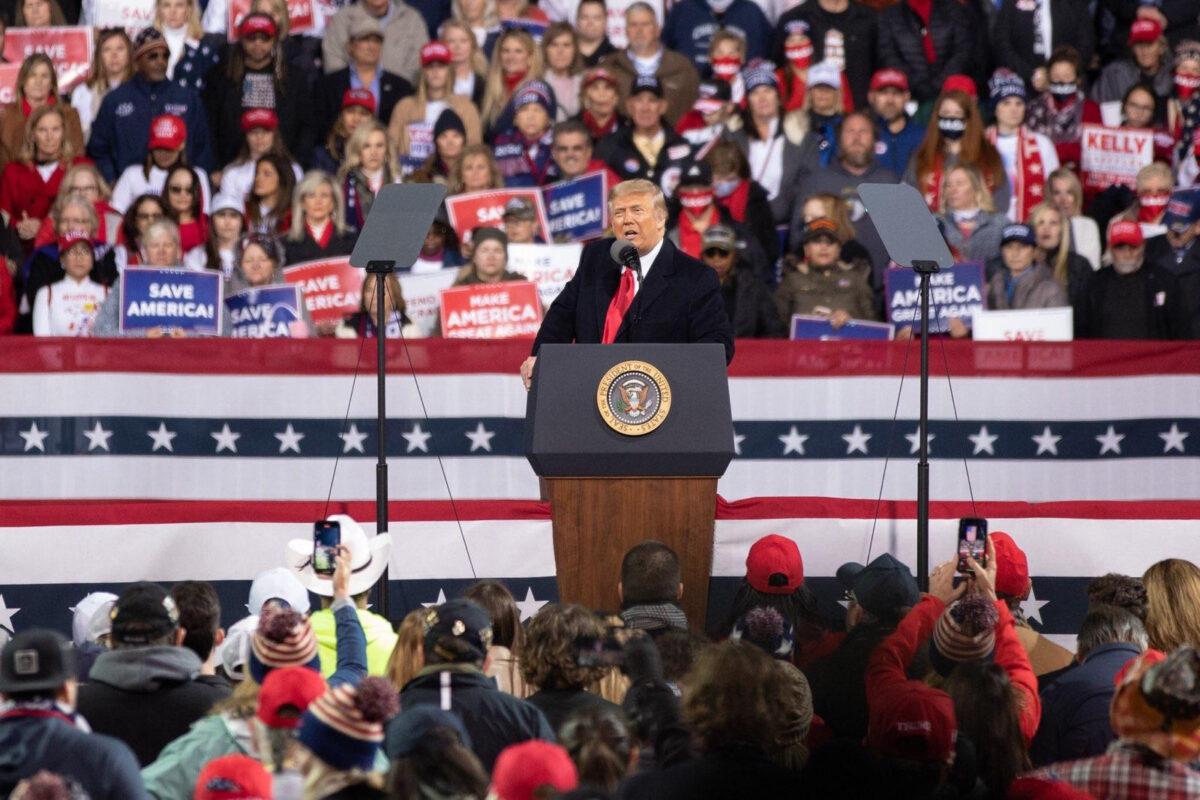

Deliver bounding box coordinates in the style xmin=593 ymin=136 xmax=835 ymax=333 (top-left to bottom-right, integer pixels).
xmin=367 ymin=260 xmax=392 ymax=618
xmin=913 ymin=259 xmax=940 ymax=592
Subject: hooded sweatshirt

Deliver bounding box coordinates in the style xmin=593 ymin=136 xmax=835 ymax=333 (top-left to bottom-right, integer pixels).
xmin=76 ymin=645 xmax=230 ymax=766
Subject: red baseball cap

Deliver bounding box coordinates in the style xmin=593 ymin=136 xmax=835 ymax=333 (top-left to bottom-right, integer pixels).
xmin=745 ymin=534 xmax=803 ymax=594
xmin=58 ymin=229 xmax=91 ymax=254
xmin=1129 ymin=18 xmax=1164 ymax=45
xmin=239 ymin=12 xmax=277 ymax=38
xmin=491 ymin=741 xmax=578 ymax=800
xmin=870 ymin=68 xmax=909 ymax=93
xmin=240 ymin=107 xmax=279 ymax=132
xmin=867 ymin=682 xmax=957 ymax=763
xmin=256 ymin=665 xmax=326 ymax=729
xmin=194 ymin=754 xmax=271 ymax=800
xmin=341 ymin=88 xmax=376 ymax=114
xmin=421 ymin=41 xmax=451 ymax=66
xmin=1109 ymin=219 xmax=1145 ymax=247
xmin=583 ymin=67 xmax=617 ymax=89
xmin=147 ymin=114 xmax=186 ymax=150
xmin=990 ymin=531 xmax=1031 ymax=600
xmin=941 ymin=73 xmax=978 ymax=99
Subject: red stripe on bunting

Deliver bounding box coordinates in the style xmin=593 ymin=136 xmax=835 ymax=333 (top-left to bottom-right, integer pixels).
xmin=2 ymin=340 xmax=1199 ymax=378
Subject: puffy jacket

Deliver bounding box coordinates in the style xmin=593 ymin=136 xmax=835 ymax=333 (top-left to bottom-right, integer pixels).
xmin=877 ymin=0 xmax=974 ymax=103
xmin=662 ymin=0 xmax=769 ymax=67
xmin=0 ymin=713 xmax=147 ymax=799
xmin=311 ymin=604 xmax=395 ymax=678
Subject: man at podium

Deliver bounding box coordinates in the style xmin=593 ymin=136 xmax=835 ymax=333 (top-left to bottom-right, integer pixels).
xmin=521 ymin=179 xmax=734 ymax=388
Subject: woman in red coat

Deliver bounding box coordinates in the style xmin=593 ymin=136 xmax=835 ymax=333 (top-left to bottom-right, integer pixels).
xmin=0 ymin=105 xmax=90 ymax=254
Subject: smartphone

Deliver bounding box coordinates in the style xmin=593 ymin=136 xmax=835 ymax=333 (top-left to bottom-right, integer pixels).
xmin=956 ymin=517 xmax=988 ymax=573
xmin=312 ymin=520 xmax=341 ymax=576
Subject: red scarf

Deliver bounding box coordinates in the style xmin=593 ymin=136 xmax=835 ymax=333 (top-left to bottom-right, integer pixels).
xmin=504 ymin=71 xmax=527 ymax=93
xmin=777 ymin=67 xmax=808 ymax=112
xmin=717 ymin=179 xmax=751 ymax=222
xmin=178 ymin=216 xmax=209 ymax=252
xmin=20 ymin=95 xmax=55 ymax=118
xmin=582 ymin=110 xmax=618 ymax=139
xmin=678 ymin=205 xmax=719 ymax=258
xmin=921 ymin=153 xmax=947 ymax=211
xmin=987 ymin=127 xmax=1047 ymax=222
xmin=307 ymin=221 xmax=333 ymax=248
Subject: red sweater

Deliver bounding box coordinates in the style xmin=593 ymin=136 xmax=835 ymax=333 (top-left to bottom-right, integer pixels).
xmin=0 ymin=157 xmax=90 ymax=228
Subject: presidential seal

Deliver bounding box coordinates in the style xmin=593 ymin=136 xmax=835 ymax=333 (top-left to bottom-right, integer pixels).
xmin=597 ymin=361 xmax=672 ymax=436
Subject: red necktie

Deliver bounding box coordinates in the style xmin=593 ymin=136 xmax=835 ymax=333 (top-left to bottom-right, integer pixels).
xmin=601 ymin=267 xmax=636 ymax=343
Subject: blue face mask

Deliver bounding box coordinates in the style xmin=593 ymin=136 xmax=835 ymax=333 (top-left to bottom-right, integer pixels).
xmin=713 ymin=179 xmax=740 ymax=198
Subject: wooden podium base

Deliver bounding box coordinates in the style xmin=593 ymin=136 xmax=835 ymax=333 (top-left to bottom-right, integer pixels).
xmin=544 ymin=477 xmax=717 ymax=628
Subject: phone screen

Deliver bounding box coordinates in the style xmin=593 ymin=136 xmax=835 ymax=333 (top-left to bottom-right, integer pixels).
xmin=313 ymin=520 xmax=341 ymax=575
xmin=957 ymin=517 xmax=988 ymax=573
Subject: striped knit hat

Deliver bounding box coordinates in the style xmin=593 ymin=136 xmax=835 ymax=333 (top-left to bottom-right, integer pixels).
xmin=248 ymin=604 xmax=320 ymax=683
xmin=297 ymin=678 xmax=400 ymax=771
xmin=929 ymin=594 xmax=998 ymax=677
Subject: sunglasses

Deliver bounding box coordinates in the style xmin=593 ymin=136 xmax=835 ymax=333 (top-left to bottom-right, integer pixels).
xmin=168 ymin=184 xmax=194 ymax=194
xmin=703 ymin=247 xmax=732 ymax=258
xmin=137 ymin=211 xmax=164 ymax=221
xmin=142 ymin=50 xmax=168 ymax=61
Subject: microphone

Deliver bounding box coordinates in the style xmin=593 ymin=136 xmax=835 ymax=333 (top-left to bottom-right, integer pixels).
xmin=609 ymin=238 xmax=642 ymax=280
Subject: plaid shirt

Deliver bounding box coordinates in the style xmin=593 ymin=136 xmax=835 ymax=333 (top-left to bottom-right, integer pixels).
xmin=1029 ymin=740 xmax=1200 ymax=799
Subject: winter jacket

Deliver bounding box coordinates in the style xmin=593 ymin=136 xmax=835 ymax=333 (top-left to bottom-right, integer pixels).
xmin=0 ymin=103 xmax=84 ymax=173
xmin=875 ymin=115 xmax=925 ymax=179
xmin=168 ymin=34 xmax=224 ymax=93
xmin=0 ymin=713 xmax=148 ymax=800
xmin=618 ymin=746 xmax=804 ymax=799
xmin=1074 ymin=263 xmax=1193 ymax=340
xmin=527 ymin=688 xmax=622 ymax=735
xmin=493 ymin=128 xmax=556 ymax=187
xmin=76 ymin=646 xmax=231 ymax=766
xmin=386 ymin=95 xmax=483 ymax=158
xmin=0 ymin=157 xmax=90 ymax=238
xmin=1145 ymin=235 xmax=1200 ymax=338
xmin=596 ymin=124 xmax=693 ymax=189
xmin=284 ymin=227 xmax=360 ymax=265
xmin=662 ymin=0 xmax=770 ymax=67
xmin=1091 ymin=59 xmax=1174 ymax=110
xmin=1097 ymin=0 xmax=1200 ymax=59
xmin=719 ymin=261 xmax=788 ymax=338
xmin=772 ymin=1 xmax=879 ymax=108
xmin=725 ymin=112 xmax=820 ymax=224
xmin=775 ymin=259 xmax=877 ymax=322
xmin=202 ymin=60 xmax=315 ymax=168
xmin=598 ymin=49 xmax=701 ymax=127
xmin=322 ymin=1 xmax=430 ymax=83
xmin=936 ymin=211 xmax=1007 ymax=266
xmin=315 ymin=68 xmax=414 ymax=148
xmin=311 ymin=605 xmax=395 ymax=679
xmin=1030 ymin=642 xmax=1141 ymax=767
xmin=87 ymin=75 xmax=214 ymax=182
xmin=991 ymin=0 xmax=1094 ymax=86
xmin=398 ymin=664 xmax=555 ymax=771
xmin=877 ymin=0 xmax=975 ymax=103
xmin=985 ymin=263 xmax=1069 ymax=309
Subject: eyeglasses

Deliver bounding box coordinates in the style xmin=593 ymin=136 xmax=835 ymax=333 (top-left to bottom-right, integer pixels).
xmin=67 ymin=184 xmax=99 ymax=194
xmin=168 ymin=184 xmax=194 ymax=194
xmin=703 ymin=248 xmax=732 ymax=258
xmin=136 ymin=211 xmax=164 ymax=221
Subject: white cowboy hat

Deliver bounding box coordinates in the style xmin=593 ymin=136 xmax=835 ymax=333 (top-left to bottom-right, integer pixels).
xmin=284 ymin=514 xmax=391 ymax=597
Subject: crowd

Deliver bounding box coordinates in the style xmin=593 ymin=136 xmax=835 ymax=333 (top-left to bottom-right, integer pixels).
xmin=3 ymin=518 xmax=1200 ymax=799
xmin=0 ymin=0 xmax=1194 ymax=338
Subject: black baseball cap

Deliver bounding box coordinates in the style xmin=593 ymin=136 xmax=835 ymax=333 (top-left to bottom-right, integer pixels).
xmin=423 ymin=599 xmax=493 ymax=663
xmin=679 ymin=160 xmax=713 ymax=188
xmin=0 ymin=629 xmax=76 ymax=693
xmin=630 ymin=75 xmax=663 ymax=98
xmin=111 ymin=582 xmax=180 ymax=645
xmin=837 ymin=553 xmax=919 ymax=621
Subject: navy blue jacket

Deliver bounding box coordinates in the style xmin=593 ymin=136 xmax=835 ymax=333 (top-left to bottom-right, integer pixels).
xmin=87 ymin=75 xmax=215 ymax=183
xmin=0 ymin=714 xmax=148 ymax=799
xmin=1030 ymin=642 xmax=1141 ymax=767
xmin=662 ymin=0 xmax=769 ymax=66
xmin=875 ymin=114 xmax=925 ymax=179
xmin=533 ymin=237 xmax=735 ymax=363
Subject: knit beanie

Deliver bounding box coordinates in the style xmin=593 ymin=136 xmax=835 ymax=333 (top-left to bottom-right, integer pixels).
xmin=729 ymin=607 xmax=795 ymax=660
xmin=248 ymin=604 xmax=320 ymax=683
xmin=929 ymin=594 xmax=998 ymax=676
xmin=297 ymin=677 xmax=400 ymax=771
xmin=434 ymin=108 xmax=466 ymax=141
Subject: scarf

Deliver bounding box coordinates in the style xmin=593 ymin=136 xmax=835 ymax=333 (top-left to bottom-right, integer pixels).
xmin=678 ymin=203 xmax=718 ymax=258
xmin=778 ymin=67 xmax=808 ymax=112
xmin=581 ymin=110 xmax=619 ymax=139
xmin=620 ymin=603 xmax=688 ymax=632
xmin=717 ymin=179 xmax=751 ymax=221
xmin=19 ymin=95 xmax=55 ymax=118
xmin=178 ymin=216 xmax=209 ymax=252
xmin=307 ymin=220 xmax=333 ymax=249
xmin=503 ymin=71 xmax=527 ymax=93
xmin=1026 ymin=91 xmax=1083 ymax=145
xmin=0 ymin=699 xmax=90 ymax=732
xmin=988 ymin=127 xmax=1047 ymax=221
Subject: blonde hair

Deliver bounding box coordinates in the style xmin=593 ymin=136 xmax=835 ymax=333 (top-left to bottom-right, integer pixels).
xmin=154 ymin=0 xmax=204 ymax=41
xmin=439 ymin=18 xmax=488 ymax=78
xmin=289 ymin=170 xmax=347 ymax=242
xmin=708 ymin=29 xmax=746 ymax=59
xmin=19 ymin=105 xmax=76 ymax=165
xmin=53 ymin=193 xmax=99 ymax=235
xmin=448 ymin=143 xmax=504 ymax=194
xmin=386 ymin=609 xmax=426 ymax=691
xmin=803 ymin=193 xmax=855 ymax=243
xmin=940 ymin=164 xmax=995 ymax=214
xmin=451 ymin=0 xmax=497 ymax=28
xmin=608 ymin=178 xmax=668 ymax=219
xmin=1027 ymin=202 xmax=1073 ymax=287
xmin=85 ymin=29 xmax=133 ymax=93
xmin=250 ymin=0 xmax=290 ymax=37
xmin=338 ymin=120 xmax=399 ymax=183
xmin=1143 ymin=559 xmax=1200 ymax=652
xmin=481 ymin=28 xmax=543 ymax=130
xmin=1047 ymin=167 xmax=1083 ymax=216
xmin=1134 ymin=161 xmax=1173 ymax=194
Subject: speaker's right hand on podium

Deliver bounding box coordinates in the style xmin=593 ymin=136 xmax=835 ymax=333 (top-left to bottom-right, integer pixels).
xmin=520 ymin=356 xmax=537 ymax=391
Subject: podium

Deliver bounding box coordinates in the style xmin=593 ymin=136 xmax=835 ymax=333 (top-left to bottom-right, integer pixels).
xmin=525 ymin=344 xmax=734 ymax=626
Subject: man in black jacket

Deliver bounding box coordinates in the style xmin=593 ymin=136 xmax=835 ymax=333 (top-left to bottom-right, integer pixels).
xmin=772 ymin=0 xmax=879 ymax=109
xmin=877 ymin=0 xmax=975 ymax=104
xmin=596 ymin=76 xmax=693 ymax=188
xmin=397 ymin=599 xmax=554 ymax=771
xmin=701 ymin=225 xmax=786 ymax=338
xmin=76 ymin=582 xmax=230 ymax=765
xmin=1144 ymin=189 xmax=1200 ymax=338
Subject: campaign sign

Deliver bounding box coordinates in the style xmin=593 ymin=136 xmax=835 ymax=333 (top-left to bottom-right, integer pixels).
xmin=228 ymin=0 xmax=314 ymax=40
xmin=444 ymin=189 xmax=551 ymax=243
xmin=225 ymin=284 xmax=303 ymax=338
xmin=119 ymin=268 xmax=221 ymax=334
xmin=542 ymin=171 xmax=607 ymax=242
xmin=1080 ymin=124 xmax=1153 ymax=193
xmin=93 ymin=0 xmax=155 ymax=27
xmin=972 ymin=307 xmax=1074 ymax=342
xmin=0 ymin=64 xmax=20 ymax=104
xmin=507 ymin=242 xmax=581 ymax=307
xmin=282 ymin=258 xmax=363 ymax=324
xmin=4 ymin=27 xmax=95 ymax=93
xmin=398 ymin=269 xmax=458 ymax=336
xmin=790 ymin=314 xmax=895 ymax=341
xmin=439 ymin=280 xmax=542 ymax=339
xmin=885 ymin=262 xmax=984 ymax=335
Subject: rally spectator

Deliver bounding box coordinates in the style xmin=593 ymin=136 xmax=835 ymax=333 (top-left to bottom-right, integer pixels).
xmin=1111 ymin=83 xmax=1176 ymax=164
xmin=936 ymin=164 xmax=1008 ymax=265
xmin=907 ymin=88 xmax=1010 ymax=216
xmin=112 ymin=194 xmax=168 ymax=271
xmin=491 ymin=741 xmax=579 ymax=799
xmin=245 ymin=152 xmax=295 ymax=235
xmin=388 ymin=42 xmax=484 ymax=168
xmin=193 ymin=755 xmax=272 ymax=800
xmin=991 ymin=0 xmax=1093 ymax=90
xmin=1029 ymin=202 xmax=1094 ymax=308
xmin=776 ymin=217 xmax=876 ymax=330
xmin=1087 ymin=573 xmax=1149 ymax=620
xmin=662 ymin=0 xmax=768 ymax=68
xmin=771 ymin=0 xmax=877 ymax=109
xmin=31 ymin=230 xmax=108 ymax=336
xmin=558 ymin=706 xmax=635 ymax=792
xmin=153 ymin=0 xmax=222 ymax=92
xmin=315 ymin=90 xmax=376 ymax=175
xmin=91 ymin=219 xmax=195 ymax=336
xmin=726 ymin=61 xmax=814 ymax=225
xmin=443 ymin=19 xmax=488 ymax=108
xmin=464 ymin=579 xmax=530 ymax=698
xmin=451 ymin=0 xmax=496 ymax=45
xmin=450 ymin=143 xmax=505 ymax=194
xmin=1028 ymin=647 xmax=1200 ymax=795
xmin=494 ymin=81 xmax=557 ymax=186
xmin=384 ymin=707 xmax=491 ymax=798
xmin=0 ymin=55 xmax=85 ymax=173
xmin=1075 ymin=220 xmax=1192 ymax=338
xmin=573 ymin=66 xmax=628 ymax=141
xmin=806 ymin=553 xmax=920 ymax=741
xmin=409 ymin=211 xmax=465 ymax=272
xmin=700 ymin=224 xmax=785 ymax=338
xmin=204 ymin=193 xmax=245 ymax=276
xmin=701 ymin=32 xmax=747 ymax=108
xmin=218 ymin=109 xmax=302 ymax=205
xmin=398 ymin=598 xmax=554 ymax=771
xmin=110 ymin=114 xmax=213 ymax=214
xmin=339 ymin=120 xmax=400 ymax=230
xmin=222 ymin=233 xmax=311 ymax=336
xmin=542 ymin=118 xmax=618 ymax=189
xmin=543 ymin=22 xmax=584 ymax=119
xmin=323 ymin=0 xmax=429 ymax=82
xmin=1094 ymin=19 xmax=1174 ymax=111
xmin=1172 ymin=42 xmax=1200 ymax=163
xmin=1143 ymin=559 xmax=1200 ymax=652
xmin=480 ymin=29 xmax=547 ymax=139
xmin=1145 ymin=189 xmax=1200 ymax=337
xmin=596 ymin=75 xmax=690 ymax=186
xmin=986 ymin=223 xmax=1070 ymax=310
xmin=876 ymin=0 xmax=974 ymax=104
xmin=867 ymin=69 xmax=923 ymax=179
xmin=13 ymin=0 xmax=66 ymax=26
xmin=169 ymin=581 xmax=226 ymax=688
xmin=1106 ymin=161 xmax=1174 ymax=233
xmin=286 ymin=515 xmax=398 ymax=677
xmin=203 ymin=13 xmax=314 ymax=169
xmin=294 ymin=677 xmax=398 ymax=794
xmin=70 ymin=591 xmax=116 ymax=680
xmin=771 ymin=20 xmax=814 ymax=112
xmin=71 ymin=29 xmax=133 ymax=142
xmin=452 ymin=226 xmax=527 ymax=286
xmin=986 ymin=70 xmax=1060 ymax=223
xmin=667 ymin=161 xmax=751 ymax=261
xmin=1025 ymin=47 xmax=1102 ymax=172
xmin=1047 ymin=166 xmax=1102 ymax=268
xmin=618 ymin=540 xmax=687 ymax=634
xmin=599 ymin=2 xmax=700 ymax=127
xmin=30 ymin=164 xmax=122 ymax=252
xmin=89 ymin=28 xmax=214 ymax=182
xmin=494 ymin=0 xmax=550 ymax=27
xmin=0 ymin=630 xmax=146 ymax=799
xmin=1030 ymin=604 xmax=1148 ymax=766
xmin=575 ymin=0 xmax=616 ymax=66
xmin=160 ymin=164 xmax=208 ymax=268
xmin=385 ymin=609 xmax=427 ymax=691
xmin=675 ymin=80 xmax=739 ymax=151
xmin=521 ymin=604 xmax=622 ymax=733
xmin=799 ymin=61 xmax=848 ymax=165
xmin=76 ymin=582 xmax=230 ymax=765
xmin=704 ymin=141 xmax=776 ymax=265
xmin=285 ymin=171 xmax=359 ymax=265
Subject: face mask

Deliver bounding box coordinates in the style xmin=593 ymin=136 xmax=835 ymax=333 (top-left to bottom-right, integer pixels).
xmin=714 ymin=178 xmax=740 ymax=198
xmin=1175 ymin=73 xmax=1200 ymax=101
xmin=678 ymin=188 xmax=714 ymax=211
xmin=1138 ymin=191 xmax=1170 ymax=222
xmin=1049 ymin=81 xmax=1077 ymax=99
xmin=785 ymin=40 xmax=813 ymax=70
xmin=711 ymin=56 xmax=741 ymax=81
xmin=938 ymin=116 xmax=966 ymax=140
